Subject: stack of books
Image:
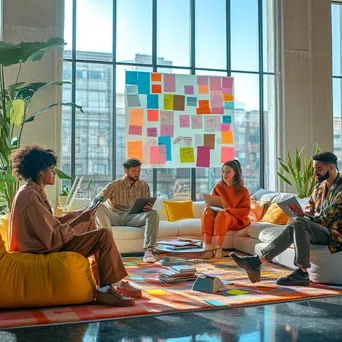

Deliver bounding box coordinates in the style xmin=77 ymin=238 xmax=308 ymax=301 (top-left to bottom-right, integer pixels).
xmin=157 ymin=238 xmax=203 ymax=250
xmin=158 ymin=265 xmax=197 ymax=283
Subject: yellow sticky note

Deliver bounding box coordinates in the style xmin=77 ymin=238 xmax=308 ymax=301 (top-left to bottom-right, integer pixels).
xmin=10 ymin=99 xmax=25 ymax=126
xmin=130 ymin=108 xmax=144 ymax=126
xmin=146 ymin=289 xmax=166 ymax=296
xmin=221 ymin=131 xmax=234 ymax=144
xmin=257 ymin=284 xmax=276 ymax=289
xmin=164 ymin=94 xmax=174 ymax=110
xmin=227 ymin=289 xmax=248 ymax=295
xmin=180 ymin=147 xmax=195 ymax=163
xmin=223 ymin=93 xmax=234 ymax=101
xmin=127 ymin=141 xmax=143 ymax=162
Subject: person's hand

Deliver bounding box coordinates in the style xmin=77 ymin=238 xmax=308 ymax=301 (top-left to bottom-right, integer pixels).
xmin=79 ymin=206 xmax=98 ymax=221
xmin=288 ymin=203 xmax=305 ymax=217
xmin=143 ymin=203 xmax=154 ymax=211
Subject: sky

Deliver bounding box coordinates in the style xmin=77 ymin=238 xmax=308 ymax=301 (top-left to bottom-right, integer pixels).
xmin=64 ymin=0 xmax=275 ymax=112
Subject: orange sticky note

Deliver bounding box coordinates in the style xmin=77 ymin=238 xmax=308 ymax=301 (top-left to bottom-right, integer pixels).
xmin=151 ymin=73 xmax=162 ymax=82
xmin=148 ymin=110 xmax=159 ymax=121
xmin=152 ymin=84 xmax=162 ymax=93
xmin=199 ymin=100 xmax=210 ymax=108
xmin=196 ymin=107 xmax=211 ymax=114
xmin=221 ymin=131 xmax=234 ymax=144
xmin=223 ymin=94 xmax=234 ymax=101
xmin=127 ymin=141 xmax=143 ymax=162
xmin=198 ymin=84 xmax=209 ymax=94
xmin=130 ymin=108 xmax=144 ymax=126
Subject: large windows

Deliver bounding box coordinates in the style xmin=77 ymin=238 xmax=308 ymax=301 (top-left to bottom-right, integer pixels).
xmin=63 ymin=0 xmax=276 ymax=200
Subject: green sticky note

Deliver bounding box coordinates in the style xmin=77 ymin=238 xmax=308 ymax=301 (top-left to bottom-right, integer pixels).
xmin=124 ymin=262 xmax=138 ymax=266
xmin=204 ymin=299 xmax=225 ymax=306
xmin=226 ymin=289 xmax=248 ymax=295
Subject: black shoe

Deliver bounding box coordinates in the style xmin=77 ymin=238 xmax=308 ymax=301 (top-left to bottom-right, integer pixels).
xmin=276 ymin=268 xmax=310 ymax=286
xmin=230 ymin=252 xmax=261 ymax=283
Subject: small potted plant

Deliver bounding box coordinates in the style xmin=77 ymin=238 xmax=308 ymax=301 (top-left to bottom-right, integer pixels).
xmin=58 ymin=186 xmax=70 ymax=207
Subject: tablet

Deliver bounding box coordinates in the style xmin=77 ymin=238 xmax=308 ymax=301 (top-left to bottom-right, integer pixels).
xmin=129 ymin=197 xmax=157 ymax=214
xmin=277 ymin=196 xmax=301 ymax=218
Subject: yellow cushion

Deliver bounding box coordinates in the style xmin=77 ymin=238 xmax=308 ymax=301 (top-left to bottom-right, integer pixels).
xmin=260 ymin=203 xmax=289 ymax=225
xmin=0 ymin=214 xmax=9 ymax=252
xmin=163 ymin=200 xmax=194 ymax=222
xmin=248 ymin=200 xmax=270 ymax=222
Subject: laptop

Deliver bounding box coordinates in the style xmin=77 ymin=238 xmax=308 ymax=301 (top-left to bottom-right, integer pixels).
xmin=203 ymin=193 xmax=224 ymax=211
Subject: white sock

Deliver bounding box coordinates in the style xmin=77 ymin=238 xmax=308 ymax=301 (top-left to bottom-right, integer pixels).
xmin=112 ymin=280 xmax=122 ymax=287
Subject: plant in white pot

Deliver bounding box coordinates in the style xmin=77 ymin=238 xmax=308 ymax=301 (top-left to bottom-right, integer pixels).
xmin=58 ymin=186 xmax=70 ymax=207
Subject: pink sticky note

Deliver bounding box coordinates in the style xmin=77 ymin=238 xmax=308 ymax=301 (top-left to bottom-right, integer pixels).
xmin=220 ymin=123 xmax=231 ymax=131
xmin=197 ymin=76 xmax=208 ymax=85
xmin=147 ymin=127 xmax=157 ymax=137
xmin=196 ymin=146 xmax=210 ymax=167
xmin=160 ymin=124 xmax=174 ymax=137
xmin=184 ymin=85 xmax=194 ymax=94
xmin=191 ymin=115 xmax=203 ymax=129
xmin=164 ymin=74 xmax=176 ymax=92
xmin=210 ymin=91 xmax=222 ymax=108
xmin=179 ymin=115 xmax=190 ymax=128
xmin=212 ymin=107 xmax=224 ymax=114
xmin=129 ymin=125 xmax=142 ymax=135
xmin=222 ymin=77 xmax=233 ymax=89
xmin=210 ymin=77 xmax=221 ymax=91
xmin=150 ymin=145 xmax=166 ymax=164
xmin=222 ymin=87 xmax=233 ymax=94
xmin=221 ymin=147 xmax=235 ymax=163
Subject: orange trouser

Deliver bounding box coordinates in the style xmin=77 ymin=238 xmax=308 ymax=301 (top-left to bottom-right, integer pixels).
xmin=201 ymin=207 xmax=238 ymax=236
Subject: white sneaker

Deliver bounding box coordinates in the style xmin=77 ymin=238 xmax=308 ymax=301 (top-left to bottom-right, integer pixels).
xmin=215 ymin=248 xmax=223 ymax=259
xmin=143 ymin=249 xmax=157 ymax=263
xmin=203 ymin=243 xmax=214 ymax=259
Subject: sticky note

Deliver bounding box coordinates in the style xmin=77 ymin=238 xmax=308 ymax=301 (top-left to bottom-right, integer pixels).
xmin=127 ymin=141 xmax=143 ymax=162
xmin=212 ymin=107 xmax=224 ymax=114
xmin=196 ymin=146 xmax=210 ymax=167
xmin=220 ymin=123 xmax=231 ymax=131
xmin=197 ymin=75 xmax=208 ymax=85
xmin=164 ymin=74 xmax=176 ymax=92
xmin=184 ymin=85 xmax=194 ymax=94
xmin=196 ymin=107 xmax=211 ymax=115
xmin=130 ymin=275 xmax=144 ymax=281
xmin=226 ymin=289 xmax=248 ymax=295
xmin=173 ymin=95 xmax=185 ymax=111
xmin=160 ymin=110 xmax=174 ymax=125
xmin=180 ymin=147 xmax=195 ymax=163
xmin=147 ymin=110 xmax=159 ymax=121
xmin=129 ymin=125 xmax=142 ymax=135
xmin=181 ymin=137 xmax=193 ymax=147
xmin=147 ymin=127 xmax=157 ymax=137
xmin=222 ymin=115 xmax=232 ymax=124
xmin=210 ymin=76 xmax=221 ymax=91
xmin=223 ymin=280 xmax=232 ymax=285
xmin=187 ymin=96 xmax=197 ymax=107
xmin=195 ymin=134 xmax=204 ymax=147
xmin=158 ymin=136 xmax=172 ymax=161
xmin=198 ymin=84 xmax=209 ymax=94
xmin=124 ymin=261 xmax=138 ymax=266
xmin=150 ymin=145 xmax=166 ymax=164
xmin=164 ymin=94 xmax=174 ymax=110
xmin=221 ymin=131 xmax=234 ymax=144
xmin=199 ymin=100 xmax=210 ymax=109
xmin=147 ymin=94 xmax=159 ymax=109
xmin=223 ymin=94 xmax=234 ymax=102
xmin=222 ymin=77 xmax=233 ymax=89
xmin=204 ymin=299 xmax=224 ymax=306
xmin=179 ymin=115 xmax=190 ymax=128
xmin=210 ymin=91 xmax=223 ymax=108
xmin=329 ymin=285 xmax=342 ymax=290
xmin=257 ymin=284 xmax=276 ymax=289
xmin=127 ymin=95 xmax=141 ymax=107
xmin=152 ymin=84 xmax=162 ymax=93
xmin=126 ymin=71 xmax=138 ymax=84
xmin=204 ymin=134 xmax=215 ymax=149
xmin=125 ymin=85 xmax=138 ymax=95
xmin=146 ymin=289 xmax=167 ymax=296
xmin=191 ymin=115 xmax=203 ymax=129
xmin=160 ymin=124 xmax=174 ymax=137
xmin=221 ymin=147 xmax=235 ymax=163
xmin=204 ymin=117 xmax=216 ymax=132
xmin=151 ymin=73 xmax=161 ymax=82
xmin=129 ymin=108 xmax=144 ymax=126
xmin=224 ymin=102 xmax=234 ymax=110
xmin=137 ymin=71 xmax=150 ymax=94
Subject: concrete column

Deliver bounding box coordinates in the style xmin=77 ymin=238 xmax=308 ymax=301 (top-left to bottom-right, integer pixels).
xmin=2 ymin=0 xmax=64 ymax=202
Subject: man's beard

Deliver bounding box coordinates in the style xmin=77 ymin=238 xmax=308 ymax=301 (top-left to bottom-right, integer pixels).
xmin=127 ymin=174 xmax=139 ymax=181
xmin=316 ymin=170 xmax=330 ymax=183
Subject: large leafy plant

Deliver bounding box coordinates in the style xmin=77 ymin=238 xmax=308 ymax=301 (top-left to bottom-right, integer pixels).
xmin=277 ymin=144 xmax=321 ymax=198
xmin=0 ymin=38 xmax=83 ymax=214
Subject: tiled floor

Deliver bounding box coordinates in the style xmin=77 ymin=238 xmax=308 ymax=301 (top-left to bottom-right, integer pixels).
xmin=2 ymin=296 xmax=342 ymax=342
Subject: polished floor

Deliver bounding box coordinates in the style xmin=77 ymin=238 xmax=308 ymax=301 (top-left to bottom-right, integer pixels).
xmin=2 ymin=296 xmax=342 ymax=342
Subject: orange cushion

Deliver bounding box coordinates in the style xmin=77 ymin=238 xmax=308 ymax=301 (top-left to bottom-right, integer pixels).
xmin=248 ymin=200 xmax=269 ymax=222
xmin=260 ymin=203 xmax=289 ymax=225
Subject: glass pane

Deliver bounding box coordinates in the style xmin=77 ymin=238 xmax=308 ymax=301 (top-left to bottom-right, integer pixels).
xmin=195 ymin=0 xmax=226 ymax=69
xmin=72 ymin=62 xmax=113 ymax=199
xmin=231 ymin=0 xmax=259 ymax=72
xmin=196 ymin=168 xmax=221 ymax=200
xmin=157 ymin=0 xmax=190 ymax=67
xmin=232 ymin=73 xmax=260 ymax=194
xmin=64 ymin=0 xmax=73 ymax=55
xmin=76 ymin=0 xmax=113 ymax=60
xmin=333 ymin=78 xmax=342 ymax=170
xmin=157 ymin=169 xmax=190 ymax=200
xmin=157 ymin=67 xmax=191 ymax=75
xmin=263 ymin=0 xmax=275 ymax=73
xmin=117 ymin=0 xmax=152 ymax=63
xmin=332 ymin=4 xmax=342 ymax=77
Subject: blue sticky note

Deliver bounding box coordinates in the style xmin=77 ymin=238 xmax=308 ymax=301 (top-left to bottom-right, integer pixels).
xmin=224 ymin=102 xmax=234 ymax=110
xmin=187 ymin=96 xmax=197 ymax=107
xmin=222 ymin=115 xmax=232 ymax=124
xmin=329 ymin=285 xmax=342 ymax=290
xmin=126 ymin=71 xmax=138 ymax=85
xmin=204 ymin=299 xmax=225 ymax=306
xmin=130 ymin=275 xmax=144 ymax=281
xmin=147 ymin=94 xmax=159 ymax=109
xmin=158 ymin=136 xmax=172 ymax=161
xmin=223 ymin=280 xmax=232 ymax=285
xmin=138 ymin=72 xmax=150 ymax=94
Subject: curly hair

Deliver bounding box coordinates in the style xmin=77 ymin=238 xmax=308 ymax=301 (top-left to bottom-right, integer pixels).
xmin=122 ymin=158 xmax=142 ymax=169
xmin=10 ymin=145 xmax=57 ymax=182
xmin=221 ymin=159 xmax=244 ymax=192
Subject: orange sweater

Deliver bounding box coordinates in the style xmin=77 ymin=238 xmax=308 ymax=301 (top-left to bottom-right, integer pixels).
xmin=212 ymin=182 xmax=251 ymax=229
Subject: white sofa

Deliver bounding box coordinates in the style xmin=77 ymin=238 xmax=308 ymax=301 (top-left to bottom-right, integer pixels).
xmin=72 ymin=193 xmax=342 ymax=285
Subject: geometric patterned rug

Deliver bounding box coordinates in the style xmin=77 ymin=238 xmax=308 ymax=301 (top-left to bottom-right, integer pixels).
xmin=1 ymin=254 xmax=342 ymax=329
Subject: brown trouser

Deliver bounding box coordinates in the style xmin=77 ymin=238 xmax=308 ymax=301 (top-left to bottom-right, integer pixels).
xmin=59 ymin=228 xmax=128 ymax=287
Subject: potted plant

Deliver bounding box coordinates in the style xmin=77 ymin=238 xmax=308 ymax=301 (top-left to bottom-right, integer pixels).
xmin=58 ymin=186 xmax=70 ymax=207
xmin=0 ymin=37 xmax=83 ymax=216
xmin=277 ymin=144 xmax=321 ymax=198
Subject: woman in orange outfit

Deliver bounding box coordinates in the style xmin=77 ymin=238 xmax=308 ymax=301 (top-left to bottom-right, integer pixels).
xmin=201 ymin=160 xmax=251 ymax=259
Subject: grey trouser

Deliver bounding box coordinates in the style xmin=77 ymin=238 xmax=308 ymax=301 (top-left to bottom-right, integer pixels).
xmin=261 ymin=216 xmax=330 ymax=269
xmin=96 ymin=203 xmax=159 ymax=249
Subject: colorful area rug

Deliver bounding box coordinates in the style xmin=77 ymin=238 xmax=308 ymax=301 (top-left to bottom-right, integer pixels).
xmin=2 ymin=254 xmax=342 ymax=329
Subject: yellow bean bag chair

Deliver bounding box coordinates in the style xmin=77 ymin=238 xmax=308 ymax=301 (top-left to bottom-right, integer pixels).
xmin=0 ymin=215 xmax=96 ymax=308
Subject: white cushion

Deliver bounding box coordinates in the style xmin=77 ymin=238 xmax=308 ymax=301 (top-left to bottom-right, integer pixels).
xmin=193 ymin=201 xmax=205 ymax=218
xmin=259 ymin=192 xmax=295 ymax=203
xmin=237 ymin=222 xmax=287 ymax=243
xmin=176 ymin=218 xmax=202 ymax=237
xmin=154 ymin=198 xmax=168 ymax=221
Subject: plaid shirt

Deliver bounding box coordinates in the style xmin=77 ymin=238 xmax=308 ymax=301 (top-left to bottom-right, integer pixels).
xmin=305 ymin=174 xmax=342 ymax=253
xmin=100 ymin=176 xmax=151 ymax=213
